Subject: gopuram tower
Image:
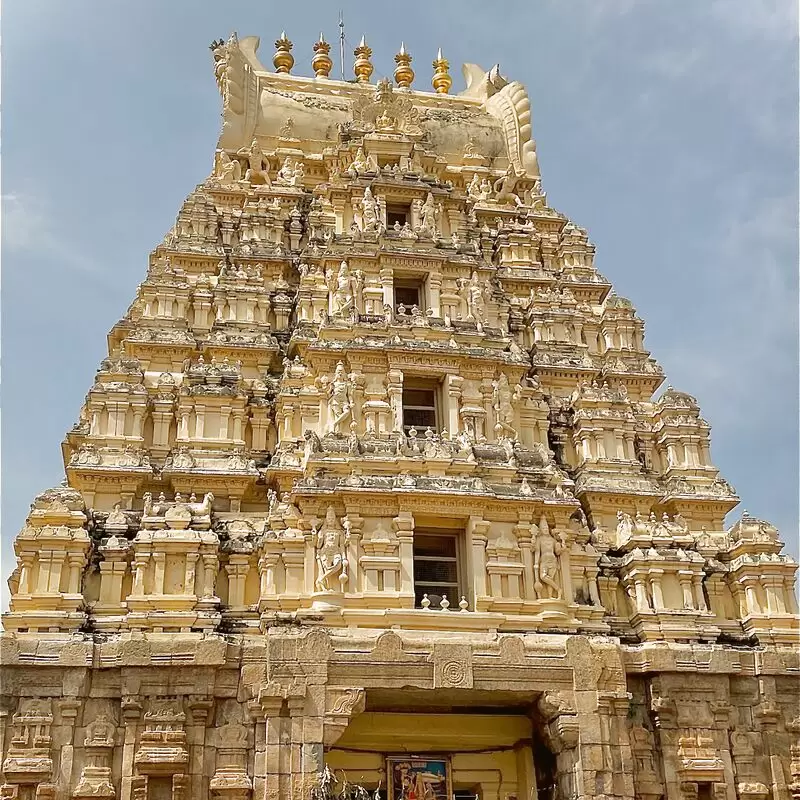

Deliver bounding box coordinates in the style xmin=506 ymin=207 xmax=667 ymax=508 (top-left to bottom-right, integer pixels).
xmin=2 ymin=32 xmax=799 ymax=800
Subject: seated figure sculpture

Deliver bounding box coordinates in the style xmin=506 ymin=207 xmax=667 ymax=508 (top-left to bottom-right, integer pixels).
xmin=236 ymin=137 xmax=271 ymax=185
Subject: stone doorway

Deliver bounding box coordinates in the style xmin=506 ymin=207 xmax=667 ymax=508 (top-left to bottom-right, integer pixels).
xmin=324 ymin=689 xmax=559 ymax=800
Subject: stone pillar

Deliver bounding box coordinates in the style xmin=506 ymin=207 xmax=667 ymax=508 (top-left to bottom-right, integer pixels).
xmin=514 ymin=522 xmax=535 ymax=601
xmin=131 ymin=554 xmax=149 ymax=597
xmin=428 ymin=272 xmax=442 ymax=316
xmin=558 ymin=532 xmax=574 ymax=603
xmin=344 ymin=513 xmax=363 ymax=596
xmin=387 ymin=370 xmax=404 ymax=433
xmin=678 ymin=570 xmax=696 ymax=610
xmin=66 ymin=553 xmax=84 ymax=596
xmin=380 ymin=268 xmax=394 ymax=308
xmin=286 ymin=694 xmax=306 ymax=800
xmin=705 ymin=574 xmax=727 ymax=620
xmin=120 ymin=696 xmax=143 ymax=800
xmin=184 ymin=552 xmax=199 ymax=597
xmin=153 ymin=552 xmax=167 ymax=595
xmin=17 ymin=553 xmax=34 ymax=595
xmin=56 ymin=698 xmax=81 ymax=797
xmin=692 ymin=574 xmax=708 ymax=612
xmin=784 ymin=577 xmax=799 ymax=614
xmin=762 ymin=576 xmax=786 ymax=614
xmin=225 ymin=555 xmax=250 ymax=608
xmin=250 ymin=688 xmax=285 ymax=800
xmin=393 ymin=512 xmax=415 ymax=606
xmin=445 ymin=374 xmax=463 ymax=435
xmin=187 ymin=696 xmax=213 ymax=800
xmin=648 ymin=569 xmax=665 ymax=610
xmin=468 ymin=517 xmax=490 ymax=609
xmin=200 ymin=553 xmax=219 ymax=602
xmin=258 ymin=552 xmax=280 ymax=601
xmin=740 ymin=577 xmax=762 ymax=616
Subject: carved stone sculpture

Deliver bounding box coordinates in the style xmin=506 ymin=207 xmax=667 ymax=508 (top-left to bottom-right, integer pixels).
xmin=492 ymin=374 xmax=517 ymax=439
xmin=534 ymin=516 xmax=563 ymax=599
xmin=321 ymin=361 xmax=354 ymax=434
xmin=315 ymin=507 xmax=349 ymax=592
xmin=237 ymin=137 xmax=271 ymax=185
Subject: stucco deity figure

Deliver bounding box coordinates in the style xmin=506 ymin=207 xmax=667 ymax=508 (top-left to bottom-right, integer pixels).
xmin=349 ymin=147 xmax=370 ymax=176
xmin=461 ymin=270 xmax=488 ymax=325
xmin=493 ymin=164 xmax=523 ymax=206
xmin=492 ymin=373 xmax=517 ymax=439
xmin=84 ymin=714 xmax=115 ymax=747
xmin=418 ymin=192 xmax=439 ymax=236
xmin=322 ymin=361 xmax=354 ymax=434
xmin=616 ymin=510 xmax=634 ymax=541
xmin=237 ymin=137 xmax=270 ymax=185
xmin=360 ymin=186 xmax=381 ymax=232
xmin=534 ymin=516 xmax=563 ymax=599
xmin=211 ymin=39 xmax=229 ymax=91
xmin=215 ymin=150 xmax=242 ymax=185
xmin=314 ymin=507 xmax=349 ymax=592
xmin=105 ymin=503 xmax=128 ymax=532
xmin=523 ymin=179 xmax=545 ymax=209
xmin=466 ymin=174 xmax=484 ymax=201
xmin=329 ymin=260 xmax=362 ymax=318
xmin=276 ymin=157 xmax=303 ymax=186
xmin=375 ymin=109 xmax=396 ymax=133
xmin=172 ymin=447 xmax=195 ymax=470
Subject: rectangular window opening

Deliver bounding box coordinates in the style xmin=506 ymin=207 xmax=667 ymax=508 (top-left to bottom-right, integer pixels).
xmin=402 ymin=381 xmax=438 ymax=434
xmin=413 ymin=531 xmax=462 ymax=609
xmin=387 ymin=204 xmax=410 ymax=227
xmin=394 ymin=284 xmax=421 ymax=310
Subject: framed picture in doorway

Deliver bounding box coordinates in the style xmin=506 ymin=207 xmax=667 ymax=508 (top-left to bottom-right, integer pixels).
xmin=387 ymin=756 xmax=452 ymax=800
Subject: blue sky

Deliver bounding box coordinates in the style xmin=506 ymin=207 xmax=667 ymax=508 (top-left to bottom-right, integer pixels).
xmin=2 ymin=0 xmax=798 ymax=606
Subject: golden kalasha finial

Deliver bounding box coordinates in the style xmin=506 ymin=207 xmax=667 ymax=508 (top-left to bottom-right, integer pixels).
xmin=353 ymin=35 xmax=374 ymax=84
xmin=273 ymin=31 xmax=294 ymax=74
xmin=432 ymin=47 xmax=452 ymax=94
xmin=393 ymin=42 xmax=414 ymax=88
xmin=312 ymin=32 xmax=333 ymax=79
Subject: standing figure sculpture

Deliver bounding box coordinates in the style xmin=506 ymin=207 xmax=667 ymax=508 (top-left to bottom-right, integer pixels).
xmin=467 ymin=174 xmax=487 ymax=201
xmin=534 ymin=516 xmax=563 ymax=599
xmin=462 ymin=270 xmax=488 ymax=326
xmin=418 ymin=192 xmax=439 ymax=236
xmin=329 ymin=261 xmax=355 ymax=317
xmin=360 ymin=186 xmax=381 ymax=233
xmin=322 ymin=361 xmax=354 ymax=434
xmin=314 ymin=507 xmax=349 ymax=592
xmin=492 ymin=373 xmax=517 ymax=439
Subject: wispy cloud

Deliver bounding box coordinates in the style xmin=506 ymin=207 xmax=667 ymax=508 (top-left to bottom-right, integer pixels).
xmin=3 ymin=191 xmax=107 ymax=278
xmin=709 ymin=0 xmax=799 ymax=43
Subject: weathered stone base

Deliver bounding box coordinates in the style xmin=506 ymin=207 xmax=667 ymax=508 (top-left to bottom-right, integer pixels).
xmin=1 ymin=629 xmax=798 ymax=800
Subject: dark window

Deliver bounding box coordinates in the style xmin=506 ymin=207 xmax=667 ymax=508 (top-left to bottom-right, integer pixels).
xmin=395 ymin=284 xmax=420 ymax=310
xmin=413 ymin=532 xmax=461 ymax=608
xmin=402 ymin=385 xmax=437 ymax=433
xmin=387 ymin=204 xmax=410 ymax=227
xmin=697 ymin=786 xmax=713 ymax=800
